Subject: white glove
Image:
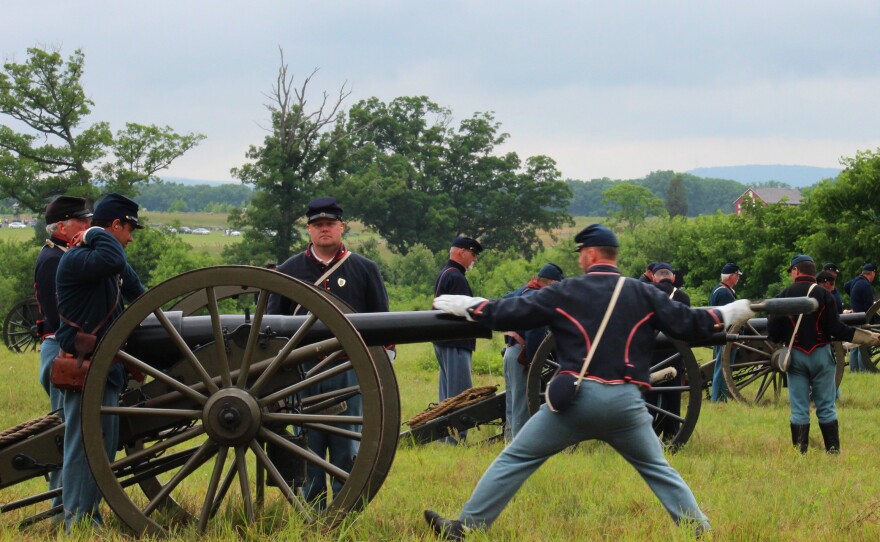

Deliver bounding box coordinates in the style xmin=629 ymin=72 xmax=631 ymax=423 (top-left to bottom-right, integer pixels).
xmin=852 ymin=328 xmax=880 ymax=347
xmin=717 ymin=299 xmax=755 ymax=326
xmin=433 ymin=295 xmax=487 ymax=322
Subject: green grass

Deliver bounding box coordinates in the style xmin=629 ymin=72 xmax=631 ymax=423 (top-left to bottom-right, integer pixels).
xmin=1 ymin=340 xmax=879 ymax=540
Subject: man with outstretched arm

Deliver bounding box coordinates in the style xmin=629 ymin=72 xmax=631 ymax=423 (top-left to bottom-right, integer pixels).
xmin=424 ymin=224 xmax=755 ymax=539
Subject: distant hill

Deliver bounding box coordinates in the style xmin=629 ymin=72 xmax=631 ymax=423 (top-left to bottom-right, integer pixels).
xmin=686 ymin=165 xmax=840 ymax=187
xmin=161 ymin=176 xmax=239 ymax=187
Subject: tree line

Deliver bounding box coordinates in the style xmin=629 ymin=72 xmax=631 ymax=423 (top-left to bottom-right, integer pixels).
xmin=2 ymin=46 xmax=877 ymax=318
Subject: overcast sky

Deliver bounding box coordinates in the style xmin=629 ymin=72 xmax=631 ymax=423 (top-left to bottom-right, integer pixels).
xmin=3 ymin=1 xmax=880 ymax=183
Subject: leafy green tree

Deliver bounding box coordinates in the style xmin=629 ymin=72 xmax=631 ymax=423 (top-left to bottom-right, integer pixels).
xmin=602 ymin=183 xmax=666 ymax=231
xmin=665 ymin=173 xmax=688 ymax=217
xmin=333 ymin=96 xmax=573 ymax=257
xmin=799 ymin=148 xmax=880 ymax=282
xmin=169 ymin=198 xmax=189 ymax=212
xmin=0 ymin=47 xmax=204 ymax=214
xmin=228 ymin=55 xmax=351 ymax=264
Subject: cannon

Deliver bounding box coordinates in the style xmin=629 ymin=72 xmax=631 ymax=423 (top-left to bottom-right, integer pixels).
xmin=0 ymin=267 xmax=826 ymax=535
xmin=2 ymin=296 xmax=41 ymax=353
xmin=0 ymin=266 xmax=491 ymax=535
xmin=719 ymin=305 xmax=880 ymax=404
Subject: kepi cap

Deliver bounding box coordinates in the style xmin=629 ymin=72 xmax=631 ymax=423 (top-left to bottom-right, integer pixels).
xmin=306 ymin=197 xmax=344 ymax=223
xmin=863 ymin=263 xmax=878 ymax=273
xmin=538 ymin=263 xmax=564 ymax=281
xmin=653 ymin=262 xmax=674 ymax=274
xmin=92 ymin=193 xmax=143 ymax=229
xmin=788 ymin=254 xmax=814 ymax=271
xmin=45 ymin=195 xmax=92 ymax=224
xmin=452 ymin=236 xmax=483 ymax=254
xmin=573 ymin=224 xmax=619 ymax=250
xmin=822 ymin=263 xmax=840 ymax=273
xmin=721 ymin=262 xmax=742 ymax=275
xmin=816 ymin=271 xmax=836 ymax=284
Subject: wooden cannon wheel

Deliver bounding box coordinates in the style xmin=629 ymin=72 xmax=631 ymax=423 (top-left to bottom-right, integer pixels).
xmin=2 ymin=296 xmax=41 ymax=353
xmin=721 ymin=321 xmax=846 ymax=405
xmin=856 ymin=300 xmax=880 ymax=373
xmin=80 ymin=266 xmax=400 ymax=536
xmin=525 ymin=333 xmax=704 ymax=450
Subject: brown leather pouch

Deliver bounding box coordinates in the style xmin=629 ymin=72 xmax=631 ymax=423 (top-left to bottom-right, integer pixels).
xmin=50 ymin=350 xmax=91 ymax=392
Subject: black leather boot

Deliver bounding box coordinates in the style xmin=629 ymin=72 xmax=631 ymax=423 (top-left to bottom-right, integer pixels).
xmin=819 ymin=420 xmax=840 ymax=455
xmin=424 ymin=510 xmax=468 ymax=540
xmin=790 ymin=423 xmax=810 ymax=454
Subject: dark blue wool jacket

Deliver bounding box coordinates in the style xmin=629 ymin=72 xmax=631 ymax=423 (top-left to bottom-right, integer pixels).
xmin=468 ymin=264 xmax=724 ymax=389
xmin=55 ymin=228 xmax=145 ymax=357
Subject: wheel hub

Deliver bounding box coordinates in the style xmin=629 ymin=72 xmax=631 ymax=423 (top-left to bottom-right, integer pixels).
xmin=203 ymin=388 xmax=262 ymax=446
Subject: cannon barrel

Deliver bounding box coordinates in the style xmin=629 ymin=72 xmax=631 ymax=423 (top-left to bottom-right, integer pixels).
xmin=124 ymin=310 xmax=492 ymax=361
xmin=653 ymin=309 xmax=868 ymax=350
xmin=123 ymin=297 xmax=850 ymax=361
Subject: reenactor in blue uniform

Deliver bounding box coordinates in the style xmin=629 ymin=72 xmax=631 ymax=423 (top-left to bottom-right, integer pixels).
xmin=424 ymin=224 xmax=755 ymax=539
xmin=709 ymin=262 xmax=741 ymax=402
xmin=432 ymin=235 xmax=482 ymax=444
xmin=646 ymin=262 xmax=690 ymax=442
xmin=268 ymin=197 xmax=390 ymax=506
xmin=55 ymin=194 xmax=146 ymax=530
xmin=33 ymin=195 xmax=92 ymax=513
xmin=768 ymin=255 xmax=880 ymax=454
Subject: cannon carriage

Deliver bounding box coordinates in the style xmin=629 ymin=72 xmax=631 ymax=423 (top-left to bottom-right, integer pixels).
xmin=0 ymin=266 xmax=850 ymax=536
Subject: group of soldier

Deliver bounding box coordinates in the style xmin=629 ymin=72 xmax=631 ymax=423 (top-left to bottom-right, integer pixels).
xmin=31 ymin=192 xmax=880 ymax=539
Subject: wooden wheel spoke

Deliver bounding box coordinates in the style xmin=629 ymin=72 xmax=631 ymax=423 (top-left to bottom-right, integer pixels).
xmin=259 ymin=360 xmax=353 ymax=407
xmin=117 ymin=350 xmax=209 ymax=405
xmin=753 ymin=374 xmax=772 ymax=403
xmin=258 ymin=427 xmax=348 ymax=483
xmin=248 ymin=440 xmax=314 ymax=521
xmin=237 ymin=289 xmax=270 ymax=388
xmin=250 ymin=314 xmax=319 ymax=395
xmin=205 ymin=287 xmax=233 ymax=388
xmin=143 ymin=440 xmax=216 ymax=515
xmin=730 ymin=358 xmax=771 ymax=369
xmin=101 ymin=406 xmax=202 ymax=420
xmin=650 ymin=351 xmax=680 ymax=372
xmin=644 ymin=402 xmax=686 ymax=423
xmin=112 ymin=425 xmax=206 ymax=471
xmin=198 ymin=446 xmax=229 ymax=532
xmin=737 ymin=367 xmax=772 ymax=389
xmin=733 ymin=342 xmax=774 ymax=357
xmin=301 ymin=385 xmax=360 ymax=407
xmin=152 ymin=309 xmax=220 ymax=394
xmin=263 ymin=412 xmax=363 ymax=426
xmin=235 ymin=447 xmax=255 ymax=523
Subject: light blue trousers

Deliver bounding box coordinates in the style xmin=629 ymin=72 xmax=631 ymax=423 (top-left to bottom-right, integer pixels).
xmin=301 ymin=368 xmax=361 ymax=507
xmin=434 ymin=345 xmax=474 ymax=402
xmin=434 ymin=345 xmax=474 ymax=444
xmin=62 ymin=373 xmax=122 ymax=530
xmin=848 ymin=348 xmax=866 ymax=373
xmin=502 ymin=344 xmax=529 ymax=442
xmin=38 ymin=337 xmax=64 ymax=509
xmin=710 ymin=347 xmax=739 ymax=402
xmin=788 ymin=345 xmax=837 ymax=425
xmin=458 ymin=381 xmax=709 ymax=533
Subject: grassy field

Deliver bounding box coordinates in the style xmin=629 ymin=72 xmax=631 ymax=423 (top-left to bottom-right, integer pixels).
xmin=0 ymin=338 xmax=878 ymax=541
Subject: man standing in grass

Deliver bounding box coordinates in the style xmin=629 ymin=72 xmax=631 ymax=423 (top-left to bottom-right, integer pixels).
xmin=768 ymin=255 xmax=880 ymax=454
xmin=33 ymin=195 xmax=92 ymax=515
xmin=432 ymin=235 xmax=482 ymax=443
xmin=709 ymin=262 xmax=742 ymax=402
xmin=425 ymin=224 xmax=755 ymax=539
xmin=55 ymin=193 xmax=146 ymax=530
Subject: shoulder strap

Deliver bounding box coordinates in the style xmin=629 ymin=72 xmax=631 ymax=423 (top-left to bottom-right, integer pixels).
xmin=576 ymin=276 xmax=625 ymax=386
xmin=45 ymin=239 xmax=69 ymax=253
xmin=434 ymin=266 xmax=459 ymax=297
xmin=781 ymin=283 xmax=818 ymax=366
xmin=669 ymin=287 xmax=678 ymax=300
xmin=291 ymin=250 xmax=353 ymax=315
xmin=58 ymin=277 xmax=121 ymax=335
